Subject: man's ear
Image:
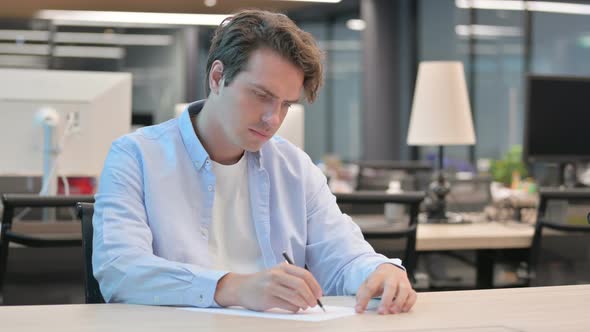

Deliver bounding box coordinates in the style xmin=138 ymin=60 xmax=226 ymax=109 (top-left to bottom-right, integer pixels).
xmin=209 ymin=60 xmax=224 ymax=95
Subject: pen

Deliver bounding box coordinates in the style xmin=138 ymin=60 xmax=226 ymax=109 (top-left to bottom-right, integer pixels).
xmin=282 ymin=251 xmax=326 ymax=312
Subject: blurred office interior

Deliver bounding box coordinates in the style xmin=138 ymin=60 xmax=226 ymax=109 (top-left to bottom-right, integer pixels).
xmin=1 ymin=0 xmax=590 ymax=305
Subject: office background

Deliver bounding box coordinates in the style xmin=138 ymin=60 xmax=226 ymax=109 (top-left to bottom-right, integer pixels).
xmin=1 ymin=0 xmax=590 ymax=305
xmin=3 ymin=0 xmax=589 ymax=166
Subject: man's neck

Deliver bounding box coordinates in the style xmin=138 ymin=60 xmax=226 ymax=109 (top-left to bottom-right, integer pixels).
xmin=192 ymin=102 xmax=244 ymax=165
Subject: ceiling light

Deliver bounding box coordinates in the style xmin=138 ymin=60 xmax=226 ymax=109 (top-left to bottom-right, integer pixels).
xmin=456 ymin=0 xmax=525 ymax=11
xmin=0 ymin=30 xmax=49 ymax=42
xmin=0 ymin=55 xmax=47 ymax=68
xmin=54 ymin=32 xmax=173 ymax=46
xmin=53 ymin=46 xmax=125 ymax=59
xmin=0 ymin=43 xmax=50 ymax=55
xmin=529 ymin=2 xmax=590 ymax=15
xmin=346 ymin=19 xmax=366 ymax=31
xmin=36 ymin=10 xmax=230 ymax=27
xmin=455 ymin=24 xmax=522 ymax=38
xmin=456 ymin=0 xmax=590 ymax=15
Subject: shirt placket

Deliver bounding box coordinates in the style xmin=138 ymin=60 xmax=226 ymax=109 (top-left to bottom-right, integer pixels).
xmin=201 ymin=159 xmax=214 ymax=257
xmin=248 ymin=154 xmax=275 ymax=268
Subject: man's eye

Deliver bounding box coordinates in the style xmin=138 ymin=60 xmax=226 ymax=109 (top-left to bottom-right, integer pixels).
xmin=254 ymin=90 xmax=269 ymax=100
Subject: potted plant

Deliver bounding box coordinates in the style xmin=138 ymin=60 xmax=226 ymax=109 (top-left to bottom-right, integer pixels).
xmin=490 ymin=145 xmax=528 ymax=187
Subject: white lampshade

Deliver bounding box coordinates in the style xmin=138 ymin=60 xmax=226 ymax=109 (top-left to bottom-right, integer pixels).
xmin=407 ymin=61 xmax=476 ymax=146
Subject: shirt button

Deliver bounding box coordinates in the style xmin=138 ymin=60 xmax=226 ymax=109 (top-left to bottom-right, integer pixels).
xmin=198 ymin=294 xmax=204 ymax=303
xmin=205 ymin=160 xmax=211 ymax=166
xmin=208 ymin=185 xmax=214 ymax=191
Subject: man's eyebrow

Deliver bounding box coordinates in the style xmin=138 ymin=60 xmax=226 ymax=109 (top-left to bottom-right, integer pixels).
xmin=250 ymin=83 xmax=300 ymax=104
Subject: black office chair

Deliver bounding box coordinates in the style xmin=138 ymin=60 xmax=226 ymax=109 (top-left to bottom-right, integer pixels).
xmin=335 ymin=191 xmax=425 ymax=282
xmin=354 ymin=160 xmax=433 ymax=191
xmin=0 ymin=193 xmax=94 ymax=304
xmin=76 ymin=202 xmax=105 ymax=304
xmin=446 ymin=174 xmax=493 ymax=213
xmin=528 ymin=188 xmax=590 ymax=286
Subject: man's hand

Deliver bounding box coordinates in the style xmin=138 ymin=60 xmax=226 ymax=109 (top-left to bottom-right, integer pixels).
xmin=214 ymin=262 xmax=323 ymax=312
xmin=355 ymin=263 xmax=417 ymax=315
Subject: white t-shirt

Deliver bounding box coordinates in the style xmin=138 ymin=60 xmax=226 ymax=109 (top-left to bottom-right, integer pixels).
xmin=208 ymin=154 xmax=265 ymax=274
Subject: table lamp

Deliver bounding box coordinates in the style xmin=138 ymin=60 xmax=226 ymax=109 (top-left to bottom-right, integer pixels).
xmin=407 ymin=61 xmax=476 ymax=222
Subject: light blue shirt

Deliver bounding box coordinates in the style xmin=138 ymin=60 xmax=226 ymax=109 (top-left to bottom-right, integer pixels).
xmin=93 ymin=100 xmax=403 ymax=307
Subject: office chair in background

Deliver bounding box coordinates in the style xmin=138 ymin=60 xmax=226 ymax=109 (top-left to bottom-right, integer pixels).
xmin=335 ymin=191 xmax=425 ymax=282
xmin=76 ymin=202 xmax=104 ymax=304
xmin=0 ymin=193 xmax=94 ymax=304
xmin=527 ymin=188 xmax=590 ymax=286
xmin=354 ymin=160 xmax=433 ymax=192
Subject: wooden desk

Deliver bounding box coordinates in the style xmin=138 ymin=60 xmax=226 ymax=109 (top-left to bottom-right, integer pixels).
xmin=417 ymin=222 xmax=535 ymax=289
xmin=353 ymin=216 xmax=535 ymax=251
xmin=0 ymin=285 xmax=587 ymax=331
xmin=354 ymin=216 xmax=536 ymax=289
xmin=418 ymin=221 xmax=534 ymax=250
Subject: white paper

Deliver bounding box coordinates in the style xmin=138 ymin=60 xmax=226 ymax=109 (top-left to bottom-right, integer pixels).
xmin=179 ymin=305 xmax=356 ymax=321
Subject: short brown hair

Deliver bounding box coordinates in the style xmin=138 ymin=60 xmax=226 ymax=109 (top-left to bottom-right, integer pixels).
xmin=205 ymin=10 xmax=323 ymax=103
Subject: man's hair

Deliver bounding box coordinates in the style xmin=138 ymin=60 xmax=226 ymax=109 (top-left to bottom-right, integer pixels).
xmin=205 ymin=10 xmax=323 ymax=103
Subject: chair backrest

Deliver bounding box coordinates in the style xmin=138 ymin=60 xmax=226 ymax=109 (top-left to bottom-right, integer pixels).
xmin=76 ymin=202 xmax=105 ymax=304
xmin=354 ymin=160 xmax=433 ymax=191
xmin=446 ymin=175 xmax=493 ymax=213
xmin=0 ymin=194 xmax=95 ymax=303
xmin=529 ymin=188 xmax=590 ymax=285
xmin=1 ymin=193 xmax=95 ymax=227
xmin=335 ymin=191 xmax=425 ymax=281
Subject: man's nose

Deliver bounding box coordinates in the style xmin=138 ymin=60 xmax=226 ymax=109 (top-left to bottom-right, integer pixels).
xmin=261 ymin=103 xmax=281 ymax=128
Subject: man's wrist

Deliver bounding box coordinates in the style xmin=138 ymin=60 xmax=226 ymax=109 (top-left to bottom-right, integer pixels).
xmin=377 ymin=262 xmax=405 ymax=273
xmin=214 ymin=272 xmax=243 ymax=307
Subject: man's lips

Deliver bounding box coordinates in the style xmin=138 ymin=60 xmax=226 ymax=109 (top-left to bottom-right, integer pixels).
xmin=249 ymin=128 xmax=270 ymax=138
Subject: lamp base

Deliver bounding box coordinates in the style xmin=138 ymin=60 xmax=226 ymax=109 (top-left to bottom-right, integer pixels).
xmin=421 ymin=146 xmax=472 ymax=224
xmin=424 ymin=171 xmax=450 ymax=220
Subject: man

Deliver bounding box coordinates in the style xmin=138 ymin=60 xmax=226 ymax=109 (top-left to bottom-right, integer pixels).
xmin=93 ymin=9 xmax=417 ymax=315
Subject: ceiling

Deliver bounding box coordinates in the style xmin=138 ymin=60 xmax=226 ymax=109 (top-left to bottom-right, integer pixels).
xmin=0 ymin=0 xmax=318 ymax=19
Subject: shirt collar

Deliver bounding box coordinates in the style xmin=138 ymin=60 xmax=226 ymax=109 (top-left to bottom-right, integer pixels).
xmin=179 ymin=100 xmax=209 ymax=170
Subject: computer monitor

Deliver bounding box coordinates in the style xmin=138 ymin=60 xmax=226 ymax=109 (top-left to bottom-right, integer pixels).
xmin=0 ymin=69 xmax=132 ymax=189
xmin=524 ymin=75 xmax=590 ymax=163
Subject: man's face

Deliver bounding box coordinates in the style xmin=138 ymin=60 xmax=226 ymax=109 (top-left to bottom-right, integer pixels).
xmin=210 ymin=48 xmax=304 ymax=152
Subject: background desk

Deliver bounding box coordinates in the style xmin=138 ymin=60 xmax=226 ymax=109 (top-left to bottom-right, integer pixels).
xmin=417 ymin=221 xmax=534 ymax=289
xmin=354 ymin=216 xmax=535 ymax=288
xmin=415 ymin=221 xmax=534 ymax=251
xmin=353 ymin=215 xmax=534 ymax=250
xmin=0 ymin=285 xmax=587 ymax=331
